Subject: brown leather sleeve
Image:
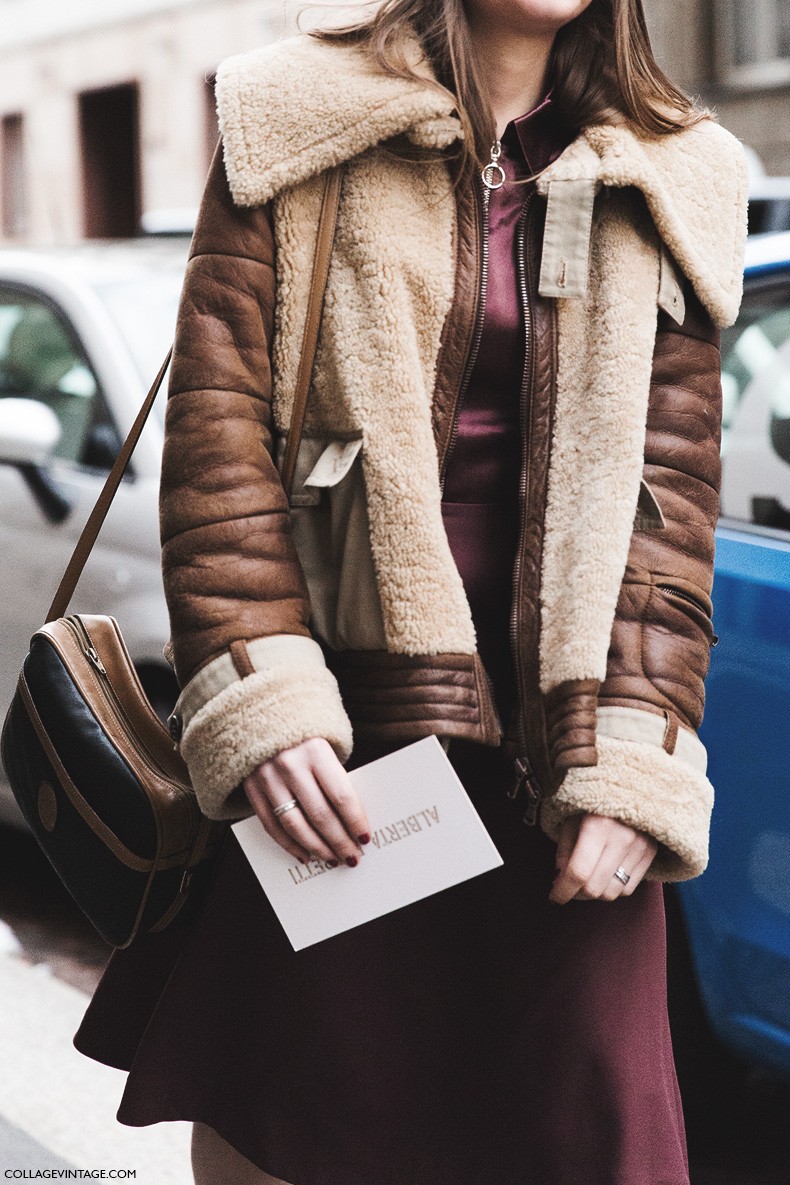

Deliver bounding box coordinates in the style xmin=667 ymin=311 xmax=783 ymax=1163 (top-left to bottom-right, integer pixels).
xmin=160 ymin=145 xmax=312 ymax=688
xmin=599 ymin=283 xmax=722 ymax=732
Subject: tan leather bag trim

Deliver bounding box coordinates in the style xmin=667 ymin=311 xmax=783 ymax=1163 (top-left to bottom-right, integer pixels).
xmin=39 ymin=619 xmax=205 ymax=863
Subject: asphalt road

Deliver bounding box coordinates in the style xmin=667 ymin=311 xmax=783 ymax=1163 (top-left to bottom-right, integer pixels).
xmin=0 ymin=825 xmax=788 ymax=1184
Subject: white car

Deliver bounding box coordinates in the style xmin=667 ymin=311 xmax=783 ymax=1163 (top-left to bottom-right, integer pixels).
xmin=0 ymin=239 xmax=189 ymax=824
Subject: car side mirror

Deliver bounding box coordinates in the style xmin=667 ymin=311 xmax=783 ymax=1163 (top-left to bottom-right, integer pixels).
xmin=0 ymin=398 xmax=61 ymax=465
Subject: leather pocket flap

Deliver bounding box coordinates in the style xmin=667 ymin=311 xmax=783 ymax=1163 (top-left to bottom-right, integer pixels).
xmin=304 ymin=438 xmax=363 ymax=488
xmin=634 ymin=479 xmax=666 ymax=530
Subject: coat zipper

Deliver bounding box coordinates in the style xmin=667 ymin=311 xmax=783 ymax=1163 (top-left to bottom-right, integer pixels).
xmin=439 ymin=177 xmax=491 ymax=494
xmin=509 ymin=192 xmax=544 ymax=824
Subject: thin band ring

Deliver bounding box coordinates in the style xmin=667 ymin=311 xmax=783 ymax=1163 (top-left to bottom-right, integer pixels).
xmin=613 ymin=865 xmax=631 ymax=886
xmin=272 ymin=798 xmax=301 ymax=819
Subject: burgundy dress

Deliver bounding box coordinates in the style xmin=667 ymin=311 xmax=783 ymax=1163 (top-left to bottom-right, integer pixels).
xmin=74 ymin=103 xmax=690 ymax=1185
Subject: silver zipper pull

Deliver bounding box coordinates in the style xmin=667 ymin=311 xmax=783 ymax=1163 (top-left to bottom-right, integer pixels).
xmin=85 ymin=646 xmax=107 ymax=677
xmin=509 ymin=755 xmax=543 ymax=825
xmin=521 ymin=779 xmax=542 ymax=827
xmin=481 ymin=140 xmax=506 ymax=190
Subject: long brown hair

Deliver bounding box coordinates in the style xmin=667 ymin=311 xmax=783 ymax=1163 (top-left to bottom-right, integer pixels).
xmin=311 ymin=0 xmax=707 ymax=185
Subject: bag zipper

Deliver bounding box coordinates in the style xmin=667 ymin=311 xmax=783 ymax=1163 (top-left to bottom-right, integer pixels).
xmin=63 ymin=616 xmax=177 ymax=786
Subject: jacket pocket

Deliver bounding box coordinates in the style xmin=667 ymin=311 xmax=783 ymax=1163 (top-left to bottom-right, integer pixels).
xmin=633 ymin=479 xmax=666 ymax=532
xmin=277 ymin=434 xmax=387 ymax=652
xmin=653 ymin=580 xmax=713 ymax=631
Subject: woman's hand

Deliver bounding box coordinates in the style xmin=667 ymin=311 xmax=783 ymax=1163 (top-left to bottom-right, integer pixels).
xmin=548 ymin=814 xmax=658 ymax=905
xmin=243 ymin=738 xmax=371 ymax=868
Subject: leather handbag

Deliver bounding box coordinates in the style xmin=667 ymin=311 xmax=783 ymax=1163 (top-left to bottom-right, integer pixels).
xmin=0 ymin=166 xmax=343 ymax=949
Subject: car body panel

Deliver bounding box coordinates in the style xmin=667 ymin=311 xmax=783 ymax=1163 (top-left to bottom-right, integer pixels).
xmin=678 ymin=234 xmax=790 ymax=1078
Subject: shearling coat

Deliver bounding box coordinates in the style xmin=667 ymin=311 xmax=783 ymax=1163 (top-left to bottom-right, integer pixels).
xmin=161 ymin=31 xmax=748 ymax=882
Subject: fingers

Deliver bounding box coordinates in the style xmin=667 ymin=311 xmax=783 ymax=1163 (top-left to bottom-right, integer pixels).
xmin=243 ymin=777 xmax=314 ymax=866
xmin=555 ymin=814 xmax=581 ymax=876
xmin=549 ymin=814 xmax=658 ymax=905
xmin=243 ymin=738 xmax=369 ymax=867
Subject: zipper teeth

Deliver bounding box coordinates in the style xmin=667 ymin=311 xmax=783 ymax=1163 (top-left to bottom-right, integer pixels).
xmin=439 ymin=180 xmax=491 ymax=493
xmin=510 ymin=193 xmax=541 ymax=791
xmin=655 ymin=584 xmax=710 ymax=617
xmin=65 ymin=616 xmax=172 ymax=783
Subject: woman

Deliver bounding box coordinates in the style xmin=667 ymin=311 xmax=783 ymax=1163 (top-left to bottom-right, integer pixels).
xmin=74 ymin=1 xmax=748 ymax=1182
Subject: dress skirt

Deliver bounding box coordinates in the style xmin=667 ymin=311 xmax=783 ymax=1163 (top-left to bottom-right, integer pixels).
xmin=73 ymin=499 xmax=691 ymax=1185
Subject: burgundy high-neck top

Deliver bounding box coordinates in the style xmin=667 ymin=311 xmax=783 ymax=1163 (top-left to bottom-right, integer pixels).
xmin=440 ymin=96 xmax=569 ymax=726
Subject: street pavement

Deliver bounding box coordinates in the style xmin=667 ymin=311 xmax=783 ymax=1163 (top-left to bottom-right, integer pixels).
xmin=0 ymin=921 xmax=191 ymax=1185
xmin=0 ymin=1114 xmax=73 ymax=1172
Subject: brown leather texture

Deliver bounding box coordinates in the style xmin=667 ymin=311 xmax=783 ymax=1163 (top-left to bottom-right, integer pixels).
xmin=599 ymin=286 xmax=721 ymax=733
xmin=544 ymin=679 xmax=601 ymax=776
xmin=161 ymin=147 xmax=723 ymax=789
xmin=432 ymin=156 xmax=480 ymax=480
xmin=324 ymin=649 xmax=501 ymax=747
xmin=160 ymin=147 xmax=313 ymax=688
xmin=503 ymin=193 xmax=557 ymax=794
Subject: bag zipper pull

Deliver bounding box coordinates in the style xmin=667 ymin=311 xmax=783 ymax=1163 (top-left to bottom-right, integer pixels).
xmin=85 ymin=646 xmax=107 ymax=677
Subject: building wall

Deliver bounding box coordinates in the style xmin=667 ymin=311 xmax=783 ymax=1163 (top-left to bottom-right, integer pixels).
xmin=0 ymin=0 xmax=285 ymax=243
xmin=647 ymin=0 xmax=790 ymax=176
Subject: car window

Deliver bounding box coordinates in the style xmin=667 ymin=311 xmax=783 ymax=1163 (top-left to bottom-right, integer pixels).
xmin=0 ymin=285 xmax=120 ymax=470
xmin=93 ymin=271 xmax=183 ymax=408
xmin=720 ymin=277 xmax=790 ymax=530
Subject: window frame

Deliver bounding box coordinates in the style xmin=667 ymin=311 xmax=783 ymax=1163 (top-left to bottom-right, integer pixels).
xmin=716 ymin=0 xmax=790 ymax=89
xmin=720 ymin=266 xmax=790 ymax=535
xmin=0 ymin=278 xmax=124 ymax=475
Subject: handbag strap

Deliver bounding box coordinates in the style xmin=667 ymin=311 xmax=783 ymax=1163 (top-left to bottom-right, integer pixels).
xmin=46 ymin=165 xmax=343 ymax=624
xmin=279 ymin=164 xmax=343 ymax=496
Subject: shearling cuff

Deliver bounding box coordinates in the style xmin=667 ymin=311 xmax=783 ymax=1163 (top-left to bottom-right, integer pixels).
xmin=180 ymin=665 xmax=353 ymax=821
xmin=540 ymin=733 xmax=714 ymax=882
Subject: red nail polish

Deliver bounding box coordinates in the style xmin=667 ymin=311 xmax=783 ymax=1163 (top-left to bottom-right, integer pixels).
xmin=346 ymin=856 xmax=358 ymax=868
xmin=327 ymin=859 xmax=339 ymax=868
xmin=358 ymin=833 xmax=371 ymax=845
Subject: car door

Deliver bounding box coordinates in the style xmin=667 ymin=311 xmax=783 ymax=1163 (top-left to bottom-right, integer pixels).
xmin=677 ymin=258 xmax=790 ymax=1075
xmin=0 ymin=280 xmax=160 ymax=727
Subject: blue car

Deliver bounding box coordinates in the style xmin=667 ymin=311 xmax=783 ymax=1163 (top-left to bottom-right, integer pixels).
xmin=675 ymin=230 xmax=790 ymax=1081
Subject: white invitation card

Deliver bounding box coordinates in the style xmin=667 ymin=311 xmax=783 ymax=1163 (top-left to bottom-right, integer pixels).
xmin=232 ymin=735 xmax=503 ymax=950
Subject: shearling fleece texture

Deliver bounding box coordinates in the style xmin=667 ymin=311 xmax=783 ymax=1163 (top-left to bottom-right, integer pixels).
xmin=540 ymin=734 xmax=715 ymax=882
xmin=538 ymin=189 xmax=663 ymax=693
xmin=216 ymin=30 xmax=746 ymax=676
xmin=536 ymin=122 xmax=749 ymax=329
xmin=198 ymin=31 xmax=748 ymax=868
xmin=180 ymin=665 xmax=353 ymax=820
xmin=271 ymin=153 xmax=476 ymax=656
xmin=215 ymin=34 xmax=462 ymax=208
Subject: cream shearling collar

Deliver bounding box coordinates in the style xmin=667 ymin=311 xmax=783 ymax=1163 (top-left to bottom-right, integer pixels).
xmin=215 ymin=32 xmax=462 ymax=207
xmin=216 ymin=31 xmax=747 ymax=328
xmin=534 ymin=121 xmax=749 ymax=327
